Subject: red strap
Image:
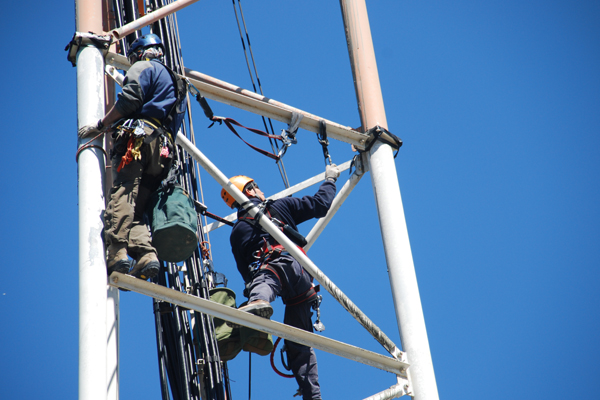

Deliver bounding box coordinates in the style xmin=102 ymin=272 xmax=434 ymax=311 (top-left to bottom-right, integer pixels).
xmin=218 ymin=117 xmax=282 ymax=161
xmin=284 ymin=286 xmax=317 ymax=307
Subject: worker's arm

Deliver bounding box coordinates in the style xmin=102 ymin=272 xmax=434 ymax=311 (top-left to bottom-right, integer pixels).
xmin=77 ymin=106 xmax=125 ymax=139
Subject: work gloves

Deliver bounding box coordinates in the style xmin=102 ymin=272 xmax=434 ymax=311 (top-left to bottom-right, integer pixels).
xmin=78 ymin=119 xmax=106 ymax=139
xmin=325 ymin=163 xmax=340 ymax=183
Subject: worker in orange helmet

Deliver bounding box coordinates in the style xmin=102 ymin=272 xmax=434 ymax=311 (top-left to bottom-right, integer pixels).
xmin=222 ymin=164 xmax=340 ymax=399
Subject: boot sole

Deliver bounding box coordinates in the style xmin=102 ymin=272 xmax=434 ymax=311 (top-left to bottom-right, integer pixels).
xmin=133 ymin=260 xmax=160 ymax=280
xmin=107 ymin=260 xmax=131 ymax=276
xmin=227 ymin=302 xmax=273 ymax=328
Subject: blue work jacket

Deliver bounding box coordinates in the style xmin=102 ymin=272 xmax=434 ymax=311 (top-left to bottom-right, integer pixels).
xmin=115 ymin=59 xmax=185 ymax=135
xmin=230 ymin=181 xmax=336 ymax=283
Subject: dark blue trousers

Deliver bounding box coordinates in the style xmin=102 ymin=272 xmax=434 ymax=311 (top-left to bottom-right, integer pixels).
xmin=247 ymin=254 xmax=321 ymax=400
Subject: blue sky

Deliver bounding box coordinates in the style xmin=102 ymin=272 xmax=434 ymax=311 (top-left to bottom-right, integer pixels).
xmin=1 ymin=1 xmax=599 ymax=399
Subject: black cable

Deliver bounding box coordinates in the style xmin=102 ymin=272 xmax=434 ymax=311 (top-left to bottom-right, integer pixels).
xmin=109 ymin=1 xmax=232 ymax=398
xmin=248 ymin=352 xmax=252 ymax=400
xmin=231 ymin=0 xmax=291 ymax=188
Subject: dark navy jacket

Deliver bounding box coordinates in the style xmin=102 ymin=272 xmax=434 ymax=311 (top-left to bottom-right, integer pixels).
xmin=115 ymin=59 xmax=185 ymax=135
xmin=230 ymin=181 xmax=336 ymax=283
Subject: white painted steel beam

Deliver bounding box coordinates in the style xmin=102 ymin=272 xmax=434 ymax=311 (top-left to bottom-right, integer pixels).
xmin=108 ymin=272 xmax=408 ymax=376
xmin=104 ymin=52 xmax=369 ymax=150
xmin=304 ymin=157 xmax=366 ymax=251
xmin=176 ymin=133 xmax=403 ymax=360
xmin=109 ymin=0 xmax=201 ymax=39
xmin=76 ymin=0 xmax=108 ymax=398
xmin=183 ymin=68 xmax=369 ymax=149
xmin=340 ymin=1 xmax=438 ymax=399
xmin=362 ymin=381 xmax=409 ymax=400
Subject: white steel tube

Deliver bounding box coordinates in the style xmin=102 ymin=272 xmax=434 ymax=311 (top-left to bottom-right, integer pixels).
xmin=104 ymin=53 xmax=369 ymax=150
xmin=183 ymin=68 xmax=369 ymax=149
xmin=106 ymin=289 xmax=119 ymax=400
xmin=304 ymin=169 xmax=363 ymax=251
xmin=76 ymin=0 xmax=108 ymax=398
xmin=176 ymin=133 xmax=402 ymax=360
xmin=108 ymin=273 xmax=408 ymax=376
xmin=362 ymin=383 xmax=407 ymax=400
xmin=340 ymin=1 xmax=439 ymax=399
xmin=110 ymin=0 xmax=201 ymax=39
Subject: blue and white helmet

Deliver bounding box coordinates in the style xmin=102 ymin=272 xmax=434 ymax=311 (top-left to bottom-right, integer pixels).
xmin=127 ymin=34 xmax=165 ymax=63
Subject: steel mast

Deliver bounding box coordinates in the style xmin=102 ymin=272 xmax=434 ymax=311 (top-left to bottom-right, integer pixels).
xmin=76 ymin=0 xmax=115 ymax=399
xmin=340 ymin=1 xmax=440 ymax=399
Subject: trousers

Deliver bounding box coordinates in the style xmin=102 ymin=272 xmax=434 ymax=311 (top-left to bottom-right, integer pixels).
xmin=247 ymin=254 xmax=321 ymax=400
xmin=104 ymin=132 xmax=172 ymax=261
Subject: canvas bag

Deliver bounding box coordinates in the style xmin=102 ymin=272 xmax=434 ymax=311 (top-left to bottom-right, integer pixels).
xmin=238 ymin=301 xmax=274 ymax=356
xmin=209 ymin=287 xmax=243 ymax=361
xmin=148 ymin=184 xmax=198 ymax=262
xmin=209 ymin=288 xmax=274 ymax=360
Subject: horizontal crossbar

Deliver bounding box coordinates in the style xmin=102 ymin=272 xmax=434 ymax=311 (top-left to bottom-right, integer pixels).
xmin=109 ymin=272 xmax=408 ymax=377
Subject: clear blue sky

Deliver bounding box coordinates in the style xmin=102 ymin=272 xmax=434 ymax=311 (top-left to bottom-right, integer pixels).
xmin=1 ymin=1 xmax=599 ymax=399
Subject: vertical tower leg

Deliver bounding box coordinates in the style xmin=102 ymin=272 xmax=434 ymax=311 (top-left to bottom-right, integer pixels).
xmin=339 ymin=1 xmax=440 ymax=399
xmin=76 ymin=0 xmax=109 ymax=398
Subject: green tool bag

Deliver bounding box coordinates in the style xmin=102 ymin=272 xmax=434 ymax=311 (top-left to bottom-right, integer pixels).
xmin=238 ymin=301 xmax=274 ymax=356
xmin=209 ymin=289 xmax=274 ymax=360
xmin=148 ymin=184 xmax=198 ymax=262
xmin=209 ymin=287 xmax=243 ymax=362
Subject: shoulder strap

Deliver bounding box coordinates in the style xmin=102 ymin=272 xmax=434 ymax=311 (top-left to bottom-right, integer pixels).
xmin=151 ymin=60 xmax=187 ymax=131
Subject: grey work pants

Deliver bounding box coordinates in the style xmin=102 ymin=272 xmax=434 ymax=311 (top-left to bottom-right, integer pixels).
xmin=247 ymin=255 xmax=321 ymax=400
xmin=104 ymin=134 xmax=172 ymax=261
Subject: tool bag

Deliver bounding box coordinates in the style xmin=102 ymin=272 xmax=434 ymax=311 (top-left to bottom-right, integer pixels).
xmin=237 ymin=300 xmax=274 ymax=356
xmin=209 ymin=287 xmax=243 ymax=361
xmin=148 ymin=183 xmax=198 ymax=262
xmin=209 ymin=288 xmax=274 ymax=360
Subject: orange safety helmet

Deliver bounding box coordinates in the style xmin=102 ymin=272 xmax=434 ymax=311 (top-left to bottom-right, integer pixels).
xmin=221 ymin=175 xmax=254 ymax=208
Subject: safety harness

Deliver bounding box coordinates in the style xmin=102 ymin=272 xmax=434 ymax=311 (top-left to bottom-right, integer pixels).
xmin=238 ymin=200 xmax=321 ymax=309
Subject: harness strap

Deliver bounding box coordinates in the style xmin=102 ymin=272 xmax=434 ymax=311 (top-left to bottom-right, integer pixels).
xmin=253 ymin=243 xmax=317 ymax=307
xmin=316 ymin=120 xmax=332 ymax=165
xmin=283 ymin=284 xmax=320 ymax=307
xmin=214 ymin=117 xmax=283 ymax=161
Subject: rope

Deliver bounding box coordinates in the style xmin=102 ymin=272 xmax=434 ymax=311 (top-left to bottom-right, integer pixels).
xmin=75 ymin=131 xmax=108 ymax=163
xmin=270 ymin=337 xmax=295 ymax=378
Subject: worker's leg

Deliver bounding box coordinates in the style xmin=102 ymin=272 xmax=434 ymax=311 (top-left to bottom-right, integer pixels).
xmin=284 ymin=303 xmax=321 ymax=400
xmin=104 ymin=157 xmax=143 ymax=262
xmin=246 ymin=267 xmax=281 ymax=303
xmin=127 ymin=177 xmax=160 ymax=259
xmin=128 ymin=137 xmax=171 ymax=279
xmin=274 ymin=256 xmax=320 ymax=400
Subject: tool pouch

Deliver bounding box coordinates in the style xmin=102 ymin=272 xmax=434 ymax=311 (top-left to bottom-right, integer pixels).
xmin=148 ymin=184 xmax=198 ymax=262
xmin=209 ymin=287 xmax=243 ymax=362
xmin=238 ymin=301 xmax=274 ymax=356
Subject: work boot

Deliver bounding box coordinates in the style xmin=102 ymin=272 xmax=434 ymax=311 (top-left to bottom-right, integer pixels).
xmin=107 ymin=244 xmax=131 ymax=276
xmin=130 ymin=252 xmax=160 ymax=280
xmin=228 ymin=300 xmax=273 ymax=328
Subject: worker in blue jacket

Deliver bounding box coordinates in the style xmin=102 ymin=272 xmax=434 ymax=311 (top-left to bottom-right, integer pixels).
xmin=222 ymin=164 xmax=340 ymax=400
xmin=78 ymin=33 xmax=186 ymax=280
